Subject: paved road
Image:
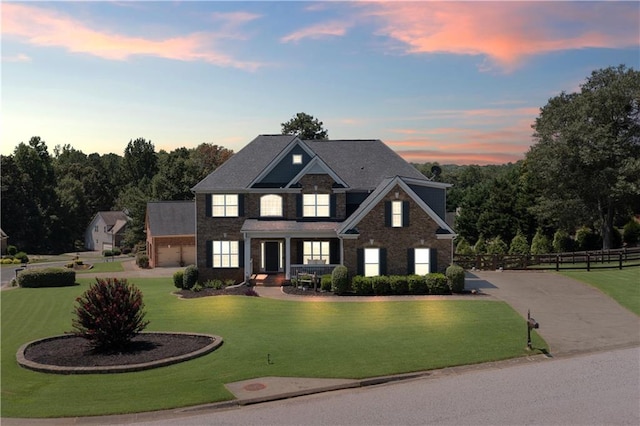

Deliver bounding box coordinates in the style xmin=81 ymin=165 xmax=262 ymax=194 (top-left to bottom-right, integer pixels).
xmin=115 ymin=347 xmax=638 ymax=425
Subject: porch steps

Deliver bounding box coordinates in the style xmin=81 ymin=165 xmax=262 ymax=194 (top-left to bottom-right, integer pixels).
xmin=253 ymin=273 xmax=286 ymax=287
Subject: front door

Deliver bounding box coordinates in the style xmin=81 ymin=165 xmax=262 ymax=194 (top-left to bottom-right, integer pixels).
xmin=264 ymin=241 xmax=280 ymax=272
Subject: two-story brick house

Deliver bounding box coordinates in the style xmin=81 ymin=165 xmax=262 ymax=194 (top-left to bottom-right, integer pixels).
xmin=192 ymin=135 xmax=455 ymax=284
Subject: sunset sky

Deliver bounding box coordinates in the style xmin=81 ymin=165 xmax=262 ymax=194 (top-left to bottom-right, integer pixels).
xmin=2 ymin=1 xmax=639 ymax=165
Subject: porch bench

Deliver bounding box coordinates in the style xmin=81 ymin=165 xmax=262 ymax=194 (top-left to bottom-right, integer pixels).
xmin=295 ymin=272 xmax=318 ymax=290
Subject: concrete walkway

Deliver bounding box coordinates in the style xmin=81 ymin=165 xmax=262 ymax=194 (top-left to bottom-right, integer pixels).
xmin=468 ymin=270 xmax=640 ymax=356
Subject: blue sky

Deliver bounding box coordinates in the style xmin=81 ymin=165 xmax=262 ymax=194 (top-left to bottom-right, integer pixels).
xmin=2 ymin=1 xmax=639 ymax=165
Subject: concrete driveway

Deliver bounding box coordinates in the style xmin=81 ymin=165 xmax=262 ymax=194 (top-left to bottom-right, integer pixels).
xmin=468 ymin=270 xmax=640 ymax=356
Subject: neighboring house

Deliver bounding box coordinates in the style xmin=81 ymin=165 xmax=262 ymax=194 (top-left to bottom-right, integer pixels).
xmin=145 ymin=201 xmax=196 ymax=268
xmin=0 ymin=228 xmax=7 ymax=254
xmin=84 ymin=211 xmax=129 ymax=251
xmin=192 ymin=134 xmax=456 ymax=284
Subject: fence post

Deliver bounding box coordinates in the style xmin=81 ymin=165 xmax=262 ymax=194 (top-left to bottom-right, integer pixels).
xmin=587 ymin=253 xmax=591 ymax=272
xmin=555 ymin=254 xmax=559 ymax=271
xmin=619 ymin=252 xmax=623 ymax=270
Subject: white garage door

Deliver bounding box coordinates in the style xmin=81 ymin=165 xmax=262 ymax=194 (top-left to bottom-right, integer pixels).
xmin=157 ymin=245 xmax=196 ymax=267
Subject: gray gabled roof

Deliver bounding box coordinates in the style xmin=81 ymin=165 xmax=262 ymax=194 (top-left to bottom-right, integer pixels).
xmin=305 ymin=140 xmax=427 ymax=190
xmin=146 ymin=201 xmax=195 ymax=236
xmin=192 ymin=135 xmax=428 ymax=192
xmin=192 ymin=135 xmax=297 ymax=191
xmin=98 ymin=211 xmax=129 ymax=227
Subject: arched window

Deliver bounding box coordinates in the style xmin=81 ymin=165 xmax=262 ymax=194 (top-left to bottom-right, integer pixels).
xmin=260 ymin=194 xmax=283 ymax=217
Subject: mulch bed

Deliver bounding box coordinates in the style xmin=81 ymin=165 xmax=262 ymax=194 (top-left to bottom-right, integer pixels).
xmin=23 ymin=333 xmax=214 ymax=367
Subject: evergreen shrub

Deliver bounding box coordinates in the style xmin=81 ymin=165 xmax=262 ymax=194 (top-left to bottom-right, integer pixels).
xmin=446 ymin=265 xmax=465 ymax=293
xmin=331 ymin=265 xmax=350 ymax=294
xmin=17 ymin=267 xmax=76 ymax=288
xmin=183 ymin=265 xmax=198 ymax=289
xmin=426 ymin=273 xmax=449 ymax=295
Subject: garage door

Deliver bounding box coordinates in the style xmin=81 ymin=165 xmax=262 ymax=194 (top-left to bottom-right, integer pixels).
xmin=157 ymin=245 xmax=196 ymax=267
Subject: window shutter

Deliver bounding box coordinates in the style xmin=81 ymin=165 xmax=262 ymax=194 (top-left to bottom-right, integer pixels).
xmin=357 ymin=248 xmax=364 ymax=275
xmin=206 ymin=194 xmax=212 ymax=217
xmin=407 ymin=248 xmax=415 ymax=275
xmin=238 ymin=240 xmax=244 ymax=267
xmin=206 ymin=241 xmax=212 ymax=267
xmin=430 ymin=248 xmax=438 ymax=273
xmin=402 ymin=201 xmax=410 ymax=227
xmin=384 ymin=202 xmax=391 ymax=227
xmin=330 ymin=240 xmax=339 ymax=264
xmin=296 ymin=194 xmax=302 ymax=218
xmin=330 ymin=194 xmax=337 ymax=218
xmin=380 ymin=248 xmax=387 ymax=275
xmin=238 ymin=194 xmax=245 ymax=217
xmin=296 ymin=241 xmax=303 ymax=264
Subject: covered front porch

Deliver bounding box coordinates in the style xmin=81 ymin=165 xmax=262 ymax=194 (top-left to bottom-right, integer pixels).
xmin=241 ymin=219 xmax=343 ymax=281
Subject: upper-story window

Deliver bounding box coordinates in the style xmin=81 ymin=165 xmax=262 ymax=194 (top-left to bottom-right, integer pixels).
xmin=260 ymin=194 xmax=283 ymax=217
xmin=303 ymin=193 xmax=330 ymax=217
xmin=391 ymin=201 xmax=403 ymax=227
xmin=211 ymin=194 xmax=238 ymax=217
xmin=292 ymin=154 xmax=303 ymax=165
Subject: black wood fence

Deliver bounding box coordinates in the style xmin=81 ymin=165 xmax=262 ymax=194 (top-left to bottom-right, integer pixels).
xmin=453 ymin=247 xmax=640 ymax=271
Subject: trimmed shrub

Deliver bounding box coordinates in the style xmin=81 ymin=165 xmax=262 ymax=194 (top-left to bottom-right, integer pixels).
xmin=71 ymin=278 xmax=149 ymax=351
xmin=389 ymin=275 xmax=409 ymax=295
xmin=623 ymin=220 xmax=640 ymax=246
xmin=455 ymin=237 xmax=474 ymax=255
xmin=320 ymin=274 xmax=332 ymax=292
xmin=112 ymin=248 xmax=122 ymax=256
xmin=371 ymin=275 xmax=390 ymax=295
xmin=552 ymin=229 xmax=573 ymax=253
xmin=509 ymin=231 xmax=530 ymax=255
xmin=531 ymin=229 xmax=551 ymax=255
xmin=446 ymin=265 xmax=465 ymax=293
xmin=2 ymin=258 xmax=14 ymax=264
xmin=575 ymin=226 xmax=601 ymax=251
xmin=7 ymin=245 xmax=17 ymax=256
xmin=407 ymin=274 xmax=427 ymax=295
xmin=331 ymin=265 xmax=350 ymax=295
xmin=136 ymin=253 xmax=149 ymax=268
xmin=172 ymin=270 xmax=184 ymax=289
xmin=352 ymin=275 xmax=373 ymax=295
xmin=183 ymin=264 xmax=199 ymax=290
xmin=14 ymin=252 xmax=29 ymax=263
xmin=103 ymin=250 xmax=114 ymax=257
xmin=12 ymin=258 xmax=21 ymax=264
xmin=17 ymin=267 xmax=76 ymax=288
xmin=486 ymin=237 xmax=508 ymax=255
xmin=204 ymin=279 xmax=225 ymax=290
xmin=426 ymin=273 xmax=449 ymax=295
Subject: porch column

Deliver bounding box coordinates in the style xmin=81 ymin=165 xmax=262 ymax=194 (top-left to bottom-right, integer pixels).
xmin=285 ymin=236 xmax=291 ymax=280
xmin=339 ymin=237 xmax=344 ymax=265
xmin=244 ymin=235 xmax=252 ymax=281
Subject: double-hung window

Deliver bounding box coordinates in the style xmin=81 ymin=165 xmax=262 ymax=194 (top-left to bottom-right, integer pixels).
xmin=212 ymin=194 xmax=238 ymax=217
xmin=391 ymin=201 xmax=403 ymax=227
xmin=303 ymin=241 xmax=330 ymax=264
xmin=211 ymin=241 xmax=239 ymax=268
xmin=414 ymin=248 xmax=430 ymax=275
xmin=303 ymin=194 xmax=330 ymax=217
xmin=260 ymin=194 xmax=283 ymax=217
xmin=364 ymin=248 xmax=380 ymax=277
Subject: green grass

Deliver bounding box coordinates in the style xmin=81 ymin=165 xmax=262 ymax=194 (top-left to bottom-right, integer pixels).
xmin=560 ymin=267 xmax=640 ymax=315
xmin=76 ymin=260 xmax=124 ymax=273
xmin=1 ymin=278 xmax=546 ymax=418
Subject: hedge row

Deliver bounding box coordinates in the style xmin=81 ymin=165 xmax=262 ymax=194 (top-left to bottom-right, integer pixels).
xmin=331 ymin=264 xmax=466 ymax=296
xmin=17 ymin=268 xmax=77 ymax=288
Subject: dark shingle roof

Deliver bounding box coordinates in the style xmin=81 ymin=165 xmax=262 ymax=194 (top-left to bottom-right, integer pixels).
xmin=146 ymin=201 xmax=195 ymax=236
xmin=192 ymin=135 xmax=297 ymax=191
xmin=99 ymin=211 xmax=129 ymax=227
xmin=305 ymin=140 xmax=426 ymax=190
xmin=192 ymin=135 xmax=428 ymax=192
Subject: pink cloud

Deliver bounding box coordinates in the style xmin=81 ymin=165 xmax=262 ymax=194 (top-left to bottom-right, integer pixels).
xmin=2 ymin=53 xmax=31 ymax=63
xmin=281 ymin=20 xmax=352 ymax=43
xmin=1 ymin=3 xmax=264 ymax=70
xmin=359 ymin=2 xmax=639 ymax=72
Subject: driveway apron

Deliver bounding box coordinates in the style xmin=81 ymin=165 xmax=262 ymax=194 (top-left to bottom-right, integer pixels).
xmin=468 ymin=270 xmax=640 ymax=356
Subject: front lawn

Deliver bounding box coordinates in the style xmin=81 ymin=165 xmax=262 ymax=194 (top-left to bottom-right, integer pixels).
xmin=1 ymin=278 xmax=545 ymax=418
xmin=560 ymin=267 xmax=640 ymax=315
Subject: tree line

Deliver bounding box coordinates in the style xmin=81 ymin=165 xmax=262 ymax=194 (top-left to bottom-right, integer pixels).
xmin=1 ymin=66 xmax=638 ymax=255
xmin=1 ymin=138 xmax=232 ymax=253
